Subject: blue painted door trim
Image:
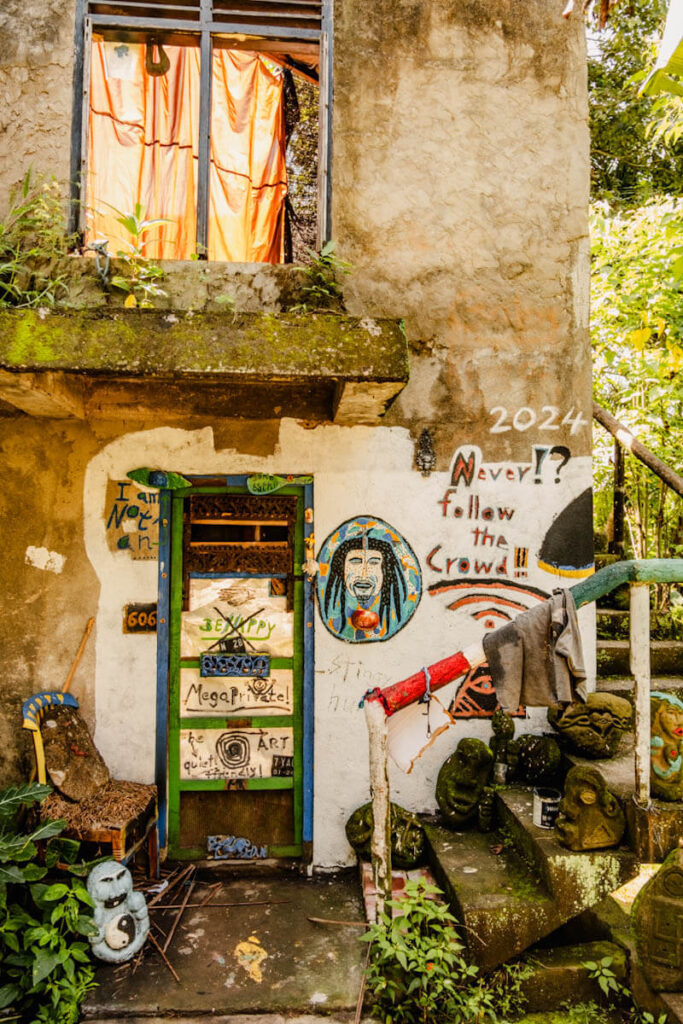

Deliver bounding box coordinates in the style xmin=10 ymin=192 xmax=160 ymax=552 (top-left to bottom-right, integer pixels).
xmin=155 ymin=489 xmax=172 ymax=847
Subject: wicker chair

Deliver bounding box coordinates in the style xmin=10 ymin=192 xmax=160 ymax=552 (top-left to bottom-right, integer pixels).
xmin=22 ymin=691 xmax=159 ymax=877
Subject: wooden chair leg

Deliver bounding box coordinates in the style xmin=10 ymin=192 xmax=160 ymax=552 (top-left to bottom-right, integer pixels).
xmin=147 ymin=822 xmax=160 ymax=880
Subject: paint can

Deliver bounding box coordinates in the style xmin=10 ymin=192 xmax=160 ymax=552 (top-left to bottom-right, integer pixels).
xmin=532 ymin=787 xmax=561 ymax=829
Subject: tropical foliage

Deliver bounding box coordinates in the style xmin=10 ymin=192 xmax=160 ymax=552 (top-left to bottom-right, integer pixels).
xmin=591 ymin=199 xmax=683 ymax=566
xmin=0 ymin=783 xmax=97 ymax=1023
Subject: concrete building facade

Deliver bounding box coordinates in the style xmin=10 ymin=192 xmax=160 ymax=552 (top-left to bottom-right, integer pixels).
xmin=0 ymin=0 xmax=592 ymax=866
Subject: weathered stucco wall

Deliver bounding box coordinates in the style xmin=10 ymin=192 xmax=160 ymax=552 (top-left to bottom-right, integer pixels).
xmin=0 ymin=0 xmax=592 ymax=866
xmin=0 ymin=418 xmax=100 ymax=782
xmin=0 ymin=415 xmax=595 ymax=866
xmin=0 ymin=0 xmax=76 ymax=205
xmin=334 ymin=0 xmax=590 ymax=461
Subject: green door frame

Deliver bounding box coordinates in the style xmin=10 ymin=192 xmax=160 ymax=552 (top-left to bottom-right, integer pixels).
xmin=165 ymin=479 xmax=310 ymax=860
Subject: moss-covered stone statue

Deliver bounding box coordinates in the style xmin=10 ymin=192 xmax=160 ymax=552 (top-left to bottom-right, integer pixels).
xmin=345 ymin=801 xmax=426 ymax=869
xmin=555 ymin=765 xmax=625 ymax=851
xmin=436 ymin=737 xmax=493 ymax=828
xmin=489 ymin=709 xmax=519 ymax=782
xmin=632 ymin=843 xmax=683 ymax=991
xmin=548 ymin=693 xmax=632 ymax=759
xmin=515 ymin=733 xmax=561 ymax=784
xmin=650 ymin=691 xmax=683 ymax=801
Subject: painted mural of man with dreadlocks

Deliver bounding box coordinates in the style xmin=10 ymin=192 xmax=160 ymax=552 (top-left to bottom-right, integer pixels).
xmin=317 ymin=518 xmax=422 ymax=642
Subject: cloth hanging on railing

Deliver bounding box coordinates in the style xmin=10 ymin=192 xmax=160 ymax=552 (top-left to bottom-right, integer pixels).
xmin=483 ymin=588 xmax=587 ymax=711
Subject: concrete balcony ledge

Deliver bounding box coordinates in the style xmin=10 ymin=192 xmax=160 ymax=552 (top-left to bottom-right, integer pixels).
xmin=0 ymin=308 xmax=409 ymax=424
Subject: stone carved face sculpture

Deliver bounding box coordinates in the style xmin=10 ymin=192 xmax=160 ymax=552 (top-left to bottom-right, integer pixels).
xmin=632 ymin=845 xmax=683 ymax=992
xmin=87 ymin=860 xmax=149 ymax=963
xmin=650 ymin=692 xmax=683 ymax=801
xmin=345 ymin=801 xmax=426 ymax=869
xmin=555 ymin=765 xmax=625 ymax=852
xmin=515 ymin=733 xmax=561 ymax=783
xmin=548 ymin=693 xmax=633 ymax=759
xmin=436 ymin=738 xmax=493 ymax=828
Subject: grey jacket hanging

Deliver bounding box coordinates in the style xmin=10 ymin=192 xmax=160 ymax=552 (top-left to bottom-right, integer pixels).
xmin=482 ymin=588 xmax=587 ymax=711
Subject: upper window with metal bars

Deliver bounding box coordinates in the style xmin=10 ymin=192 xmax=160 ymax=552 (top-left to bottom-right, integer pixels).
xmin=71 ymin=0 xmax=329 ymax=264
xmin=86 ymin=0 xmax=322 ymax=37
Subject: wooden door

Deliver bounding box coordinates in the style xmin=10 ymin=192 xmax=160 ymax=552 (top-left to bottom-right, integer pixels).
xmin=167 ymin=487 xmax=304 ymax=860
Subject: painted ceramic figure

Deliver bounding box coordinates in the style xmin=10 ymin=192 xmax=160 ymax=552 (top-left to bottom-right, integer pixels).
xmin=345 ymin=801 xmax=426 ymax=869
xmin=316 ymin=516 xmax=421 ymax=642
xmin=650 ymin=691 xmax=683 ymax=801
xmin=632 ymin=844 xmax=683 ymax=991
xmin=436 ymin=737 xmax=493 ymax=827
xmin=555 ymin=765 xmax=625 ymax=851
xmin=87 ymin=860 xmax=149 ymax=963
xmin=548 ymin=692 xmax=632 ymax=760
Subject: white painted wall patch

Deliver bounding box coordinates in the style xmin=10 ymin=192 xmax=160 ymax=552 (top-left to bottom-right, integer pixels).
xmin=25 ymin=546 xmax=66 ymax=574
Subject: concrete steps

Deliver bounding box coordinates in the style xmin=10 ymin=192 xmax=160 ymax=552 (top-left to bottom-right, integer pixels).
xmin=422 ymin=786 xmax=640 ymax=971
xmin=423 ymin=819 xmax=561 ymax=970
xmin=497 ymin=788 xmax=638 ymax=916
xmin=567 ymin=895 xmax=683 ymax=1024
xmin=597 ymin=639 xmax=683 ymax=677
xmin=597 ymin=674 xmax=683 ymax=700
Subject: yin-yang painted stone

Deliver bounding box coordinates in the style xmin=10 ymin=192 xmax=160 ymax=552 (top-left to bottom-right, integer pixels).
xmin=87 ymin=860 xmax=149 ymax=963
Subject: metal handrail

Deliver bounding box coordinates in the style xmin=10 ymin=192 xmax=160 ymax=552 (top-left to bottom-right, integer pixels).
xmin=363 ymin=558 xmax=683 ymax=910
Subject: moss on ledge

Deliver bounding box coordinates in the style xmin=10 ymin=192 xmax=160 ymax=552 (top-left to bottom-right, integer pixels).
xmin=0 ymin=309 xmax=409 ymax=382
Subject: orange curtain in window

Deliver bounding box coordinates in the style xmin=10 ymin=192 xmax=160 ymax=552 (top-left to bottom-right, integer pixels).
xmin=86 ymin=40 xmax=287 ymax=262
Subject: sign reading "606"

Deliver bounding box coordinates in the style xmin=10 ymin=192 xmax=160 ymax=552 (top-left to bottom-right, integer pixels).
xmin=123 ymin=603 xmax=158 ymax=633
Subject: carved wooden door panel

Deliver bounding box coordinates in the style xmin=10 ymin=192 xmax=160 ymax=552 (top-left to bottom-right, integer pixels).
xmin=167 ymin=488 xmax=304 ymax=860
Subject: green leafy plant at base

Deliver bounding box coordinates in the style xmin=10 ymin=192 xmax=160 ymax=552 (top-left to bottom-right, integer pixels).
xmin=582 ymin=956 xmax=667 ymax=1024
xmin=360 ymin=878 xmax=491 ymax=1024
xmin=0 ymin=169 xmax=73 ymax=308
xmin=484 ymin=960 xmax=534 ymax=1022
xmin=0 ymin=783 xmax=98 ymax=1024
xmin=291 ymin=240 xmax=352 ymax=312
xmin=105 ymin=202 xmax=167 ymax=308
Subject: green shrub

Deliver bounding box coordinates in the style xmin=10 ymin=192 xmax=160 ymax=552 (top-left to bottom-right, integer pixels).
xmin=360 ymin=878 xmax=489 ymax=1024
xmin=0 ymin=783 xmax=97 ymax=1023
xmin=0 ymin=170 xmax=72 ymax=308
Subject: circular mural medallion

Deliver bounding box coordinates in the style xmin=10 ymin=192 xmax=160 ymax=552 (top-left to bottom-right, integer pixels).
xmin=316 ymin=516 xmax=422 ymax=643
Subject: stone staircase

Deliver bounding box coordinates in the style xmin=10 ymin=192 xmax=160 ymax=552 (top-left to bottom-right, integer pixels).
xmin=593 ymin=580 xmax=683 ymax=860
xmin=417 ymin=580 xmax=682 ymax=994
xmin=595 ymin=561 xmax=683 ymax=678
xmin=423 ymin=785 xmax=638 ymax=971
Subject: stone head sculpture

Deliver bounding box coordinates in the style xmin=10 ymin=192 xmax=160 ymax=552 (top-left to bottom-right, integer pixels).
xmin=650 ymin=691 xmax=683 ymax=801
xmin=345 ymin=800 xmax=426 ymax=869
xmin=436 ymin=737 xmax=493 ymax=828
xmin=490 ymin=709 xmax=516 ymax=762
xmin=632 ymin=844 xmax=683 ymax=992
xmin=515 ymin=733 xmax=561 ymax=783
xmin=548 ymin=692 xmax=632 ymax=759
xmin=555 ymin=765 xmax=625 ymax=851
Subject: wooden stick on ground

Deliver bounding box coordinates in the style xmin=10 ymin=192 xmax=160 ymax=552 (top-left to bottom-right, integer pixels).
xmin=198 ymin=881 xmax=222 ymax=908
xmin=62 ymin=617 xmax=95 ymax=695
xmin=148 ymin=930 xmax=181 ymax=983
xmin=163 ymin=880 xmax=196 ymax=954
xmin=147 ymin=864 xmax=194 ymax=908
xmin=151 ymin=899 xmax=291 ymax=910
xmin=307 ymin=916 xmax=367 ymax=927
